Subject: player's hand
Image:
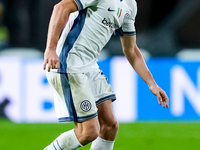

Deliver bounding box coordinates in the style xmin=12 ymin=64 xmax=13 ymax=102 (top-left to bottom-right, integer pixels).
xmin=149 ymin=85 xmax=169 ymax=108
xmin=43 ymin=49 xmax=60 ymax=72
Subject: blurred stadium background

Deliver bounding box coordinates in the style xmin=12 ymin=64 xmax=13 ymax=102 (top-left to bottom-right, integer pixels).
xmin=0 ymin=0 xmax=200 ymax=149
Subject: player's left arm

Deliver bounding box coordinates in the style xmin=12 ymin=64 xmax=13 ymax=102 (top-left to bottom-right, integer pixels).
xmin=120 ymin=35 xmax=169 ymax=108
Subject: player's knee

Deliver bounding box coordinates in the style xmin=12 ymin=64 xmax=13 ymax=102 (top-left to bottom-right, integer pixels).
xmin=82 ymin=127 xmax=99 ymax=143
xmin=102 ymin=119 xmax=119 ymax=134
xmin=110 ymin=120 xmax=119 ymax=133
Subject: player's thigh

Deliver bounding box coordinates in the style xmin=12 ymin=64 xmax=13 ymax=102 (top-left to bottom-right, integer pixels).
xmin=97 ymin=100 xmax=117 ymax=125
xmin=74 ymin=116 xmax=100 ymax=134
xmin=74 ymin=116 xmax=100 ymax=144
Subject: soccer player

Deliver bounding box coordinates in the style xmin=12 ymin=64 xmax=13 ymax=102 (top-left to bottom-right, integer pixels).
xmin=43 ymin=0 xmax=169 ymax=149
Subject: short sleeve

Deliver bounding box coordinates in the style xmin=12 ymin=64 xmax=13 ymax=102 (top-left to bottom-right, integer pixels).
xmin=116 ymin=1 xmax=137 ymax=36
xmin=121 ymin=15 xmax=136 ymax=36
xmin=74 ymin=0 xmax=99 ymax=10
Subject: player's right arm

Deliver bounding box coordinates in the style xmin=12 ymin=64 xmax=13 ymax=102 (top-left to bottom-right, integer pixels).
xmin=120 ymin=35 xmax=169 ymax=108
xmin=43 ymin=0 xmax=78 ymax=71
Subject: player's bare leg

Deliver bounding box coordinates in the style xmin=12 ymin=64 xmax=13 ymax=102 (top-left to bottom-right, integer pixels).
xmin=98 ymin=100 xmax=119 ymax=140
xmin=90 ymin=100 xmax=119 ymax=150
xmin=74 ymin=116 xmax=100 ymax=145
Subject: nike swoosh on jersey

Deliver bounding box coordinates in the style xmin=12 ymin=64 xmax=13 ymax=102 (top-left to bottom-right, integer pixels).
xmin=108 ymin=7 xmax=115 ymax=11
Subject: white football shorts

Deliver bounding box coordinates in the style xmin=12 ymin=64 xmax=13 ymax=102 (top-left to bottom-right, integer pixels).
xmin=46 ymin=69 xmax=116 ymax=123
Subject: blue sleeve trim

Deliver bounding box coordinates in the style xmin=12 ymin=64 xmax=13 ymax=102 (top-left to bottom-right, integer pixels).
xmin=114 ymin=28 xmax=136 ymax=36
xmin=74 ymin=0 xmax=83 ymax=10
xmin=123 ymin=31 xmax=136 ymax=36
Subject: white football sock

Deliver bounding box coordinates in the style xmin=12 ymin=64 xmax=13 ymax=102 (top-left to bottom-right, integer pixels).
xmin=90 ymin=137 xmax=115 ymax=150
xmin=44 ymin=129 xmax=82 ymax=150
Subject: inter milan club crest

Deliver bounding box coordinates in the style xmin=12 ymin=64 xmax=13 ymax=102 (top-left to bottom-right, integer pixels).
xmin=80 ymin=100 xmax=92 ymax=112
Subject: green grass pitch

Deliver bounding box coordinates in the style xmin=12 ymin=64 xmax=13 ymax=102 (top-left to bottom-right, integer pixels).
xmin=1 ymin=119 xmax=200 ymax=150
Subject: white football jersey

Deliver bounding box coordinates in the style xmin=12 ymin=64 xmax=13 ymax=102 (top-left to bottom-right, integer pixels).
xmin=54 ymin=0 xmax=137 ymax=73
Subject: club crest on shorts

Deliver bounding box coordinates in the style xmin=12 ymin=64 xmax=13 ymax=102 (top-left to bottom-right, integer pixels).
xmin=80 ymin=100 xmax=92 ymax=112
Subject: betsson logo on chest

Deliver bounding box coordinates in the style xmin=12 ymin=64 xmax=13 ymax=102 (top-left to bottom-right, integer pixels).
xmin=101 ymin=18 xmax=119 ymax=29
